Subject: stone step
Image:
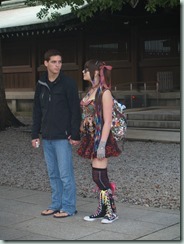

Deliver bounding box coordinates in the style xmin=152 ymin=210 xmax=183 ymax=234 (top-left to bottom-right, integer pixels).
xmin=127 ymin=120 xmax=180 ymax=129
xmin=125 ymin=107 xmax=180 ymax=129
xmin=126 ymin=113 xmax=180 ymax=121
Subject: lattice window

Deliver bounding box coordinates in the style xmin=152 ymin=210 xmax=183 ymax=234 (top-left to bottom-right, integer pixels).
xmin=157 ymin=71 xmax=173 ymax=91
xmin=143 ymin=35 xmax=179 ymax=58
xmin=87 ymin=40 xmax=128 ymax=61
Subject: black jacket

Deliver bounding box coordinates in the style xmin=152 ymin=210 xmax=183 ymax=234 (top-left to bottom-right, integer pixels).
xmin=32 ymin=71 xmax=81 ymax=140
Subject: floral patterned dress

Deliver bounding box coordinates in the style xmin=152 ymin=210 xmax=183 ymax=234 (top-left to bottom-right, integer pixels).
xmin=77 ymin=98 xmax=121 ymax=159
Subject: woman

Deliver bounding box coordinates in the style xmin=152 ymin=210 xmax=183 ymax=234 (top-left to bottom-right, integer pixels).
xmin=77 ymin=60 xmax=121 ymax=224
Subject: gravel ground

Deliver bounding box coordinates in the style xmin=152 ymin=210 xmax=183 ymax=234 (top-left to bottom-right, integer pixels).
xmin=0 ymin=116 xmax=180 ymax=210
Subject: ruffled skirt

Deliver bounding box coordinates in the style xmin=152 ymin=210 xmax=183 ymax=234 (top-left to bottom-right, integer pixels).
xmin=77 ymin=132 xmax=121 ymax=159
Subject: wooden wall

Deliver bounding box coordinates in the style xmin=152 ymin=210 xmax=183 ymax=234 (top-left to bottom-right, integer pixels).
xmin=1 ymin=7 xmax=180 ymax=92
xmin=2 ymin=39 xmax=35 ymax=90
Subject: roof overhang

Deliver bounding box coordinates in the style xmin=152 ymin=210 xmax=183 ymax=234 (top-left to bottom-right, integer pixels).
xmin=0 ymin=5 xmax=72 ymax=29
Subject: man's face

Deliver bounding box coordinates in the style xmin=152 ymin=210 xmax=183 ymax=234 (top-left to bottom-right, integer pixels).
xmin=44 ymin=55 xmax=62 ymax=74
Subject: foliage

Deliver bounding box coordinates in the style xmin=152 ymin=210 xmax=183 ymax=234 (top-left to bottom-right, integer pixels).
xmin=25 ymin=0 xmax=180 ymax=22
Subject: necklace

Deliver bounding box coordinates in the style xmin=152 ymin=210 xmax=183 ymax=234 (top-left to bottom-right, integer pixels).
xmin=83 ymin=87 xmax=97 ymax=103
xmin=86 ymin=83 xmax=100 ymax=96
xmin=87 ymin=88 xmax=95 ymax=97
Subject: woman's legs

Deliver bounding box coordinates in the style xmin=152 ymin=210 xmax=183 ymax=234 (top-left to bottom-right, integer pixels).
xmin=84 ymin=158 xmax=118 ymax=223
xmin=92 ymin=167 xmax=110 ymax=190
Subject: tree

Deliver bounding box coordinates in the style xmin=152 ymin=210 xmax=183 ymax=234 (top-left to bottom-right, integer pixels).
xmin=0 ymin=38 xmax=24 ymax=131
xmin=25 ymin=0 xmax=180 ymax=22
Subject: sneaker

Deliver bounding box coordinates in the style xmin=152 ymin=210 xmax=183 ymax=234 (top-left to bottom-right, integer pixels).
xmin=101 ymin=213 xmax=119 ymax=224
xmin=84 ymin=212 xmax=106 ymax=222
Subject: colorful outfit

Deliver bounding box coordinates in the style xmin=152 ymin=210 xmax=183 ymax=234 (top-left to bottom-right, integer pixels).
xmin=77 ymin=87 xmax=121 ymax=224
xmin=77 ymin=91 xmax=121 ymax=159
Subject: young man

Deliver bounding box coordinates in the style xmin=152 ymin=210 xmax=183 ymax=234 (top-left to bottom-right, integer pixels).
xmin=31 ymin=49 xmax=81 ymax=218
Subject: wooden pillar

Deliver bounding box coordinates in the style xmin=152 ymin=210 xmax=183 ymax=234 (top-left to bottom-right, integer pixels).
xmin=31 ymin=39 xmax=37 ymax=90
xmin=77 ymin=31 xmax=84 ymax=91
xmin=130 ymin=18 xmax=138 ymax=89
xmin=11 ymin=99 xmax=16 ymax=113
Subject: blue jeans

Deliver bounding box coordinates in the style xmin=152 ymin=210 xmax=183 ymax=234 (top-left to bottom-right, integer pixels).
xmin=42 ymin=139 xmax=76 ymax=215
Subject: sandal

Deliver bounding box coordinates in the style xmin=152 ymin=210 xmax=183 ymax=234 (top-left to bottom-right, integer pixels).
xmin=53 ymin=211 xmax=70 ymax=218
xmin=53 ymin=210 xmax=77 ymax=218
xmin=41 ymin=209 xmax=59 ymax=216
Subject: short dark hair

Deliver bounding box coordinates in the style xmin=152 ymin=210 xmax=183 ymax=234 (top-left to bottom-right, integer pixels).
xmin=44 ymin=49 xmax=62 ymax=61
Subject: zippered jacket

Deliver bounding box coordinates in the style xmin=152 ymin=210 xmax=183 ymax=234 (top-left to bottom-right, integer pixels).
xmin=32 ymin=71 xmax=81 ymax=141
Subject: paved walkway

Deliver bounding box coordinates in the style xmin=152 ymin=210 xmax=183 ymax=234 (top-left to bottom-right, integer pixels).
xmin=0 ymin=186 xmax=180 ymax=241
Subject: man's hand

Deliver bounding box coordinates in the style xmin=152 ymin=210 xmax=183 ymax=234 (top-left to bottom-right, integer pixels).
xmin=68 ymin=136 xmax=80 ymax=146
xmin=32 ymin=139 xmax=40 ymax=148
xmin=69 ymin=139 xmax=80 ymax=146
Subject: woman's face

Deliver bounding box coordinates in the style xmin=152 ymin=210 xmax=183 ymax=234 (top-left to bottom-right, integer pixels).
xmin=82 ymin=68 xmax=91 ymax=82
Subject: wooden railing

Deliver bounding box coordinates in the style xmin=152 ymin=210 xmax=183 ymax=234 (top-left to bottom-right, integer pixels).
xmin=111 ymin=81 xmax=159 ymax=108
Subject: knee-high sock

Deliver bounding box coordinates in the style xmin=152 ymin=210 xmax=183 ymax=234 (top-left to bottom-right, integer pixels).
xmin=92 ymin=167 xmax=110 ymax=190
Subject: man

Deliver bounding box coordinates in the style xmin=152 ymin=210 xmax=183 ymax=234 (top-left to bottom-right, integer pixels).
xmin=31 ymin=49 xmax=81 ymax=218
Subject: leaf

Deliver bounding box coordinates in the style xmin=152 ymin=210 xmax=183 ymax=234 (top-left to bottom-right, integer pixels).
xmin=25 ymin=0 xmax=180 ymax=21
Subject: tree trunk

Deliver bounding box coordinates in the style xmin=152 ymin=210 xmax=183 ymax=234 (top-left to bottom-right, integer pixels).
xmin=0 ymin=37 xmax=24 ymax=131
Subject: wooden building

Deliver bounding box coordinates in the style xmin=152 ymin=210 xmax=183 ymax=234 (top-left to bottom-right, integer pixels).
xmin=0 ymin=0 xmax=180 ymax=111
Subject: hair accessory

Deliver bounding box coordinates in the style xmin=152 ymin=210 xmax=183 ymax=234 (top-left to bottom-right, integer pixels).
xmin=99 ymin=65 xmax=112 ymax=88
